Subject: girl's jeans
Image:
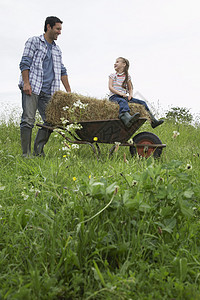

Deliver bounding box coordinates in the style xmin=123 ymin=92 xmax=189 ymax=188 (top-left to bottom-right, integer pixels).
xmin=109 ymin=94 xmax=150 ymax=116
xmin=20 ymin=90 xmax=51 ymax=129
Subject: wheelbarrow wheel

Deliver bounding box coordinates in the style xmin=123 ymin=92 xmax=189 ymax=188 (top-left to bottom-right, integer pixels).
xmin=129 ymin=131 xmax=163 ymax=158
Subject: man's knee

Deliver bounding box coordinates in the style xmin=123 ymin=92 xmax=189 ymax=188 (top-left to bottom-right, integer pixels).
xmin=20 ymin=119 xmax=35 ymax=129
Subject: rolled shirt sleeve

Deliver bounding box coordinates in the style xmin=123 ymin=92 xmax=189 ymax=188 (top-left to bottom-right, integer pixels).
xmin=19 ymin=56 xmax=33 ymax=72
xmin=61 ymin=63 xmax=67 ymax=76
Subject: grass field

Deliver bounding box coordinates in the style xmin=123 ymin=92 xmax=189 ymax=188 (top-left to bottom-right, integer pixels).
xmin=1 ymin=111 xmax=200 ymax=299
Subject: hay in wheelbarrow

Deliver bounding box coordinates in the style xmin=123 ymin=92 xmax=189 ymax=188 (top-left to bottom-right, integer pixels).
xmin=45 ymin=91 xmax=151 ymax=125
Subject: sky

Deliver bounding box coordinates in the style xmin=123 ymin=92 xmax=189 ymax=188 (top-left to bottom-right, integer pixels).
xmin=0 ymin=0 xmax=200 ymax=117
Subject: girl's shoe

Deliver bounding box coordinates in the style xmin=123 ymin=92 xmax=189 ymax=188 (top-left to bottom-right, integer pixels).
xmin=120 ymin=111 xmax=140 ymax=128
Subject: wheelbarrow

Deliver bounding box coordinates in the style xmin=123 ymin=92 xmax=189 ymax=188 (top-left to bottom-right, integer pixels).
xmin=36 ymin=117 xmax=166 ymax=159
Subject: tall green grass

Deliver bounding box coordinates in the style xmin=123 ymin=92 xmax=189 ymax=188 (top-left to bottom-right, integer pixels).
xmin=1 ymin=117 xmax=200 ymax=299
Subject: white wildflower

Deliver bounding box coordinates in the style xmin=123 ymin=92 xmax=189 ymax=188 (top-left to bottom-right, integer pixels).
xmin=172 ymin=131 xmax=180 ymax=139
xmin=73 ymin=100 xmax=88 ymax=109
xmin=63 ymin=105 xmax=69 ymax=111
xmin=21 ymin=192 xmax=29 ymax=200
xmin=62 ymin=119 xmax=69 ymax=126
xmin=62 ymin=146 xmax=71 ymax=151
xmin=71 ymin=144 xmax=80 ymax=149
xmin=29 ymin=186 xmax=35 ymax=192
xmin=60 ymin=117 xmax=69 ymax=125
xmin=54 ymin=128 xmax=63 ymax=133
xmin=66 ymin=123 xmax=82 ymax=131
xmin=29 ymin=186 xmax=40 ymax=194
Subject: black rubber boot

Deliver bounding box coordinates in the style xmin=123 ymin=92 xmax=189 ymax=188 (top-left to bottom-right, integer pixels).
xmin=148 ymin=111 xmax=164 ymax=128
xmin=20 ymin=127 xmax=32 ymax=157
xmin=119 ymin=111 xmax=140 ymax=128
xmin=33 ymin=128 xmax=51 ymax=157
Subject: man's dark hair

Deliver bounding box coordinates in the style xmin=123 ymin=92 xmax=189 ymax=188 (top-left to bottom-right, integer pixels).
xmin=44 ymin=16 xmax=63 ymax=32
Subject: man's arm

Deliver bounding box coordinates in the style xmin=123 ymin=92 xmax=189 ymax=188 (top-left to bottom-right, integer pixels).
xmin=61 ymin=75 xmax=71 ymax=92
xmin=22 ymin=69 xmax=32 ymax=95
xmin=20 ymin=38 xmax=36 ymax=95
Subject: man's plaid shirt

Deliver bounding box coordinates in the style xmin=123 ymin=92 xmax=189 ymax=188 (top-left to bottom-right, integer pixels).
xmin=19 ymin=34 xmax=67 ymax=95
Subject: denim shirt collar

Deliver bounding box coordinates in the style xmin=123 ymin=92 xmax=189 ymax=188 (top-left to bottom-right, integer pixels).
xmin=39 ymin=34 xmax=56 ymax=47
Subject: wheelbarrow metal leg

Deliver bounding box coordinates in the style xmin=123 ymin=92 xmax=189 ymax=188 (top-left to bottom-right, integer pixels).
xmin=95 ymin=142 xmax=101 ymax=157
xmin=109 ymin=145 xmax=117 ymax=158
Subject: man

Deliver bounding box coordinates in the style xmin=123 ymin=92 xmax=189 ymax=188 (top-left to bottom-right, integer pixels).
xmin=19 ymin=16 xmax=71 ymax=157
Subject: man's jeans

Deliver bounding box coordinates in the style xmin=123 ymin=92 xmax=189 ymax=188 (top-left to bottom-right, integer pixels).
xmin=20 ymin=90 xmax=51 ymax=129
xmin=109 ymin=94 xmax=150 ymax=116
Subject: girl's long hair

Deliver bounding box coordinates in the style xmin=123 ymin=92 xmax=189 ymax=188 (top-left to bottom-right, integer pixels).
xmin=118 ymin=57 xmax=130 ymax=89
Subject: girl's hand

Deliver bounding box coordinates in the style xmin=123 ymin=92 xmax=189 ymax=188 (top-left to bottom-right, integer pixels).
xmin=128 ymin=95 xmax=132 ymax=101
xmin=120 ymin=92 xmax=127 ymax=98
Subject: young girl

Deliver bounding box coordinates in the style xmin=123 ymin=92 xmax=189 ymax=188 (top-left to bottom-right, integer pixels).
xmin=108 ymin=57 xmax=164 ymax=128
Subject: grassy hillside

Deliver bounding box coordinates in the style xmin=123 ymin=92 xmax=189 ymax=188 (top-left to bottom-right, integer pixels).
xmin=1 ymin=114 xmax=200 ymax=299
